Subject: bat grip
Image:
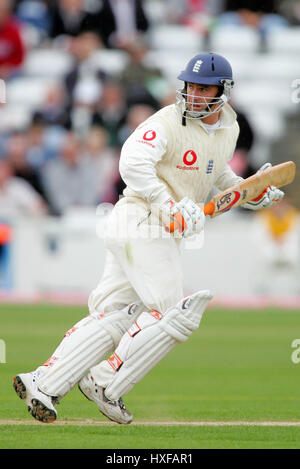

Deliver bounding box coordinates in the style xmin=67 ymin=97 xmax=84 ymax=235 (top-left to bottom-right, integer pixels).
xmin=164 ymin=202 xmax=215 ymax=233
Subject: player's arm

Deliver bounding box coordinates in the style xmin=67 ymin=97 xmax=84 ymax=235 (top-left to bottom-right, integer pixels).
xmin=214 ymin=163 xmax=244 ymax=191
xmin=119 ymin=122 xmax=171 ymax=205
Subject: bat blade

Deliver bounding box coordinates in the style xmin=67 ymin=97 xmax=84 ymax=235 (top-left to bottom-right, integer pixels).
xmin=210 ymin=160 xmax=296 ymax=218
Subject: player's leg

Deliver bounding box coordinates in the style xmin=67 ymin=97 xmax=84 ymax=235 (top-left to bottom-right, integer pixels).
xmin=13 ymin=251 xmax=142 ymax=422
xmin=77 ymin=209 xmax=185 ymax=422
xmin=78 ymin=230 xmax=212 ymax=423
xmin=103 ymin=289 xmax=212 ymax=402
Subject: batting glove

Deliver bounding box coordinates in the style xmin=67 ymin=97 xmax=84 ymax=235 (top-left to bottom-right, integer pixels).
xmin=171 ymin=197 xmax=205 ymax=238
xmin=243 ymin=163 xmax=284 ymax=211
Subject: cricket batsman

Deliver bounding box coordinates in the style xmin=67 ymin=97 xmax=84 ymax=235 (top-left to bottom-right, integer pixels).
xmin=13 ymin=53 xmax=284 ymax=424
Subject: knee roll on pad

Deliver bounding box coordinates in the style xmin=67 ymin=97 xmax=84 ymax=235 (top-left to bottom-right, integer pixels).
xmin=160 ymin=289 xmax=213 ymax=341
xmin=159 ymin=308 xmax=198 ymax=342
xmin=91 ymin=302 xmax=144 ymax=348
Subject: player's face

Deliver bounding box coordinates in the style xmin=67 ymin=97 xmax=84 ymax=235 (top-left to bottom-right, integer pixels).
xmin=186 ymin=83 xmax=219 ymax=113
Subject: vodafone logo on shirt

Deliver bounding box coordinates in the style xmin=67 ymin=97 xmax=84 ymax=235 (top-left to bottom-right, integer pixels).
xmin=177 ymin=150 xmax=199 ymax=171
xmin=136 ymin=129 xmax=157 ymax=148
xmin=143 ymin=130 xmax=156 ymax=141
xmin=183 ymin=150 xmax=197 ymax=166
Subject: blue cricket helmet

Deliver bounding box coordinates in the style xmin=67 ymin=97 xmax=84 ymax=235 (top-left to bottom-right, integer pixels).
xmin=176 ymin=52 xmax=235 ymax=122
xmin=177 ymin=52 xmax=233 ymax=86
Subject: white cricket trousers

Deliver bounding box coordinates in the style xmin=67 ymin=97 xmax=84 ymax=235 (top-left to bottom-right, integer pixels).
xmin=89 ymin=200 xmax=184 ymax=314
xmin=86 ymin=201 xmax=212 ymax=401
xmin=38 ymin=201 xmax=185 ymax=398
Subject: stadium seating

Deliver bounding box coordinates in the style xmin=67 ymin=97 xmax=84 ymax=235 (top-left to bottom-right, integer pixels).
xmin=143 ymin=0 xmax=168 ymax=25
xmin=0 ymin=105 xmax=31 ymax=132
xmin=89 ymin=49 xmax=129 ymax=76
xmin=23 ymin=48 xmax=74 ymax=78
xmin=149 ymin=24 xmax=203 ymax=54
xmin=6 ymin=77 xmax=58 ymax=110
xmin=232 ymin=80 xmax=295 ymax=115
xmin=266 ymin=27 xmax=300 ymax=54
xmin=145 ymin=50 xmax=190 ymax=83
xmin=251 ymin=54 xmax=300 ymax=82
xmin=209 ymin=25 xmax=261 ymax=54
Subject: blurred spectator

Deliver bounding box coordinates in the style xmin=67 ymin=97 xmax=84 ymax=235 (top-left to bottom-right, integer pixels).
xmin=164 ymin=0 xmax=222 ymax=35
xmin=63 ymin=32 xmax=105 ymax=136
xmin=118 ymin=103 xmax=155 ymax=145
xmin=32 ymin=83 xmax=70 ymax=129
xmin=92 ymin=80 xmax=128 ymax=148
xmin=220 ymin=0 xmax=289 ymax=36
xmin=126 ymin=83 xmax=159 ymax=112
xmin=163 ymin=0 xmax=190 ymax=23
xmin=83 ymin=126 xmax=120 ymax=203
xmin=0 ymin=0 xmax=25 ymax=79
xmin=121 ymin=39 xmax=162 ymax=89
xmin=64 ymin=32 xmax=105 ymax=111
xmin=0 ymin=158 xmax=47 ymax=218
xmin=25 ymin=114 xmax=59 ymax=168
xmin=15 ymin=0 xmax=51 ymax=37
xmin=224 ymin=0 xmax=279 ymax=14
xmin=228 ymin=109 xmax=255 ymax=179
xmin=120 ymin=38 xmax=165 ymax=106
xmin=96 ymin=0 xmax=150 ymax=48
xmin=279 ymin=0 xmax=300 ymax=25
xmin=71 ymin=76 xmax=102 ymax=137
xmin=6 ymin=132 xmax=48 ymax=201
xmin=41 ymin=131 xmax=100 ymax=215
xmin=49 ymin=0 xmax=102 ymax=40
xmin=253 ymin=198 xmax=300 ymax=295
xmin=12 ymin=0 xmax=24 ymax=10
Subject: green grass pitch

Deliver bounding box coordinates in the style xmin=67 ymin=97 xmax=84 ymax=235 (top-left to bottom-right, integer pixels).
xmin=1 ymin=303 xmax=300 ymax=449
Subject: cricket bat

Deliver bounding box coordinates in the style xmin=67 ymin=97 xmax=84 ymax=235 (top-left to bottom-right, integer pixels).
xmin=165 ymin=161 xmax=296 ymax=233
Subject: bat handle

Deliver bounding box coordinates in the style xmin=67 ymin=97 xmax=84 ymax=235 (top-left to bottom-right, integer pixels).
xmin=164 ymin=202 xmax=215 ymax=233
xmin=165 ymin=212 xmax=185 ymax=234
xmin=203 ymin=201 xmax=215 ymax=216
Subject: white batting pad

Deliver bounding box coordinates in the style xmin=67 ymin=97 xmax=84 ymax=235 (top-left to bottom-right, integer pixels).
xmin=37 ymin=304 xmax=142 ymax=399
xmin=104 ymin=290 xmax=212 ymax=401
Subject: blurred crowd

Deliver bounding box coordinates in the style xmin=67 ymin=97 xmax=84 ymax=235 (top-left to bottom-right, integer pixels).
xmin=0 ymin=0 xmax=296 ymax=220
